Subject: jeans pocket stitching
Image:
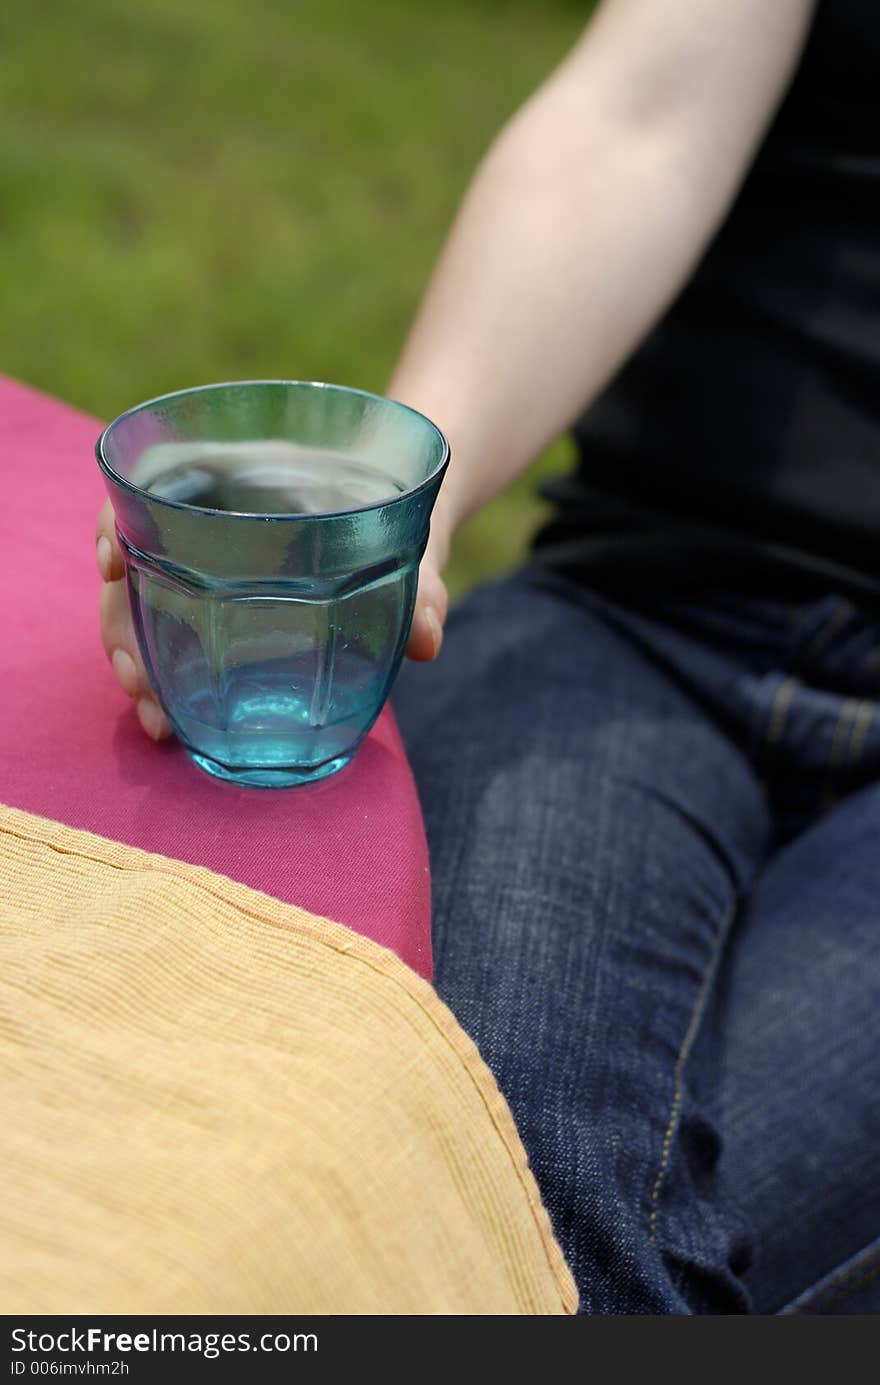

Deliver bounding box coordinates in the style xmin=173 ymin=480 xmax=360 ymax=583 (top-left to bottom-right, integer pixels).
xmin=827 ymin=697 xmax=861 ymax=773
xmin=846 ymin=699 xmax=876 ymax=770
xmin=762 ymin=675 xmax=800 ymax=753
xmin=800 ymin=601 xmax=855 ymax=664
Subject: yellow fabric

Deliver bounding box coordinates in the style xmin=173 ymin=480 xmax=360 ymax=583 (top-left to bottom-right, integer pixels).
xmin=0 ymin=804 xmax=576 ymax=1315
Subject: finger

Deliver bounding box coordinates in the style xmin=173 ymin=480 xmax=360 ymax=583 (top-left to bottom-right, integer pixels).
xmin=95 ymin=500 xmax=126 ymax=582
xmin=406 ymin=604 xmax=443 ymax=661
xmin=100 ymin=579 xmax=172 ymax=741
xmin=135 ymin=696 xmax=170 ymax=742
xmin=100 ymin=575 xmax=140 ymax=670
xmin=406 ymin=564 xmax=448 ymax=662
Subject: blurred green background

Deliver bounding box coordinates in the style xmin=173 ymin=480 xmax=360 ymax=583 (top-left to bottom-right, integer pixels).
xmin=0 ymin=0 xmax=588 ymax=598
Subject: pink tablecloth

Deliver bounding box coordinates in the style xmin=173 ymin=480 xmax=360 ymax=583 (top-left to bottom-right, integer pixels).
xmin=0 ymin=375 xmax=431 ymax=977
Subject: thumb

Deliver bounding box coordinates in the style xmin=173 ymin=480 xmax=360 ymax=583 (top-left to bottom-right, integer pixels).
xmin=406 ymin=558 xmax=448 ymax=662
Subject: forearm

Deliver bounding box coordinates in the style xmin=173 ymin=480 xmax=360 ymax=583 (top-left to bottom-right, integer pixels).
xmin=390 ymin=105 xmax=720 ymax=543
xmin=388 ymin=0 xmax=814 ymax=555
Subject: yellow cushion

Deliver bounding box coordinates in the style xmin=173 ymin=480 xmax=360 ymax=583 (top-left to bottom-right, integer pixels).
xmin=0 ymin=804 xmax=576 ymax=1315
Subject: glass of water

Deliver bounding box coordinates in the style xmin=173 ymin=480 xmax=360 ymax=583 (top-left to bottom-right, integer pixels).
xmin=96 ymin=380 xmax=449 ymax=787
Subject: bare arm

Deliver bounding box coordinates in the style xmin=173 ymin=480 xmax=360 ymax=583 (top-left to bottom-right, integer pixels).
xmin=98 ymin=0 xmax=816 ymax=732
xmin=390 ymin=0 xmax=815 ymax=653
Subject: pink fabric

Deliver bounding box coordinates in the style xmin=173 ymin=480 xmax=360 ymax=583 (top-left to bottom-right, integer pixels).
xmin=0 ymin=376 xmax=431 ymax=978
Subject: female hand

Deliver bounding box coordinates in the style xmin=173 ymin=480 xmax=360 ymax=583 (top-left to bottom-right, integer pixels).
xmin=95 ymin=498 xmax=451 ymax=741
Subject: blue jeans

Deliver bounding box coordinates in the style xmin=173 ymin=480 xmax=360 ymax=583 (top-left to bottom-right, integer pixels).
xmin=393 ymin=566 xmax=880 ymax=1314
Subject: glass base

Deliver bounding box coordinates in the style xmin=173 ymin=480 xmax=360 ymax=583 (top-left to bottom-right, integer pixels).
xmin=188 ymin=749 xmax=353 ymax=788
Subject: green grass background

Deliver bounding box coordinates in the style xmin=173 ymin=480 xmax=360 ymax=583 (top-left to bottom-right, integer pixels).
xmin=0 ymin=0 xmax=589 ymax=597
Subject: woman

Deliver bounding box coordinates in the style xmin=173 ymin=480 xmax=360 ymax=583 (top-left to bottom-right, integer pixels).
xmin=97 ymin=0 xmax=880 ymax=1312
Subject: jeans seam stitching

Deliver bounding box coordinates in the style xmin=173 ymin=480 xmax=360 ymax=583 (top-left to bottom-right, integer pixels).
xmin=647 ymin=902 xmax=735 ymax=1245
xmin=786 ymin=1251 xmax=880 ymax=1315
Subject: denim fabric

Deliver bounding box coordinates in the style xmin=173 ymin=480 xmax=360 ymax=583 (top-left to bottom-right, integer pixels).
xmin=393 ymin=566 xmax=880 ymax=1314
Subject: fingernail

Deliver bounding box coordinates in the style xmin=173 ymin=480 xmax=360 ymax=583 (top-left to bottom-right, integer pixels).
xmin=137 ymin=697 xmax=163 ymax=741
xmin=111 ymin=648 xmax=139 ymax=696
xmin=424 ymin=606 xmax=443 ymax=657
xmin=96 ymin=535 xmax=113 ymax=580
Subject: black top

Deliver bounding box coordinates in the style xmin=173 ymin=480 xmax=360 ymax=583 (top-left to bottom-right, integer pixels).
xmin=533 ymin=0 xmax=880 ymax=605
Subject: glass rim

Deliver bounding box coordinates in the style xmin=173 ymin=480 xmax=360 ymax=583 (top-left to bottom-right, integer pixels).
xmin=95 ymin=379 xmax=450 ymax=522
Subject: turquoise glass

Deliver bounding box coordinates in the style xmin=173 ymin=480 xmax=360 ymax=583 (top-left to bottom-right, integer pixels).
xmin=96 ymin=381 xmax=449 ymax=787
